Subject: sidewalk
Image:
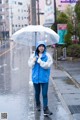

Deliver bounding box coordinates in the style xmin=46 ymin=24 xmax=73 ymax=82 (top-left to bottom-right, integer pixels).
xmin=58 ymin=60 xmax=80 ymax=86
xmin=50 ymin=61 xmax=80 ymax=120
xmin=48 ymin=47 xmax=80 ymax=120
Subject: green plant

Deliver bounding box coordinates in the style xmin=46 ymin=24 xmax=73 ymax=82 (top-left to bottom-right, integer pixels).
xmin=64 ymin=33 xmax=72 ymax=47
xmin=67 ymin=44 xmax=80 ymax=57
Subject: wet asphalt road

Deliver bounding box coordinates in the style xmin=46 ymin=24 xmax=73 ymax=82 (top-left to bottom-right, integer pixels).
xmin=0 ymin=41 xmax=30 ymax=120
xmin=0 ymin=41 xmax=72 ymax=120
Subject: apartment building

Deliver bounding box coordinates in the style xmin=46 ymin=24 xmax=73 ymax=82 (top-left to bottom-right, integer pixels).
xmin=0 ymin=0 xmax=30 ymax=38
xmin=0 ymin=0 xmax=9 ymax=39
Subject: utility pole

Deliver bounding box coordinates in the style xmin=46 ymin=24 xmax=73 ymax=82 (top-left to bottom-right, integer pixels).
xmin=31 ymin=0 xmax=36 ymax=50
xmin=37 ymin=0 xmax=40 ymax=25
xmin=54 ymin=0 xmax=57 ymax=32
xmin=11 ymin=7 xmax=13 ymax=35
xmin=31 ymin=0 xmax=36 ymax=25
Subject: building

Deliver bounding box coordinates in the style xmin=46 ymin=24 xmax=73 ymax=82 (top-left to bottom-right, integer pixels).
xmin=0 ymin=0 xmax=9 ymax=40
xmin=56 ymin=0 xmax=76 ymax=12
xmin=56 ymin=0 xmax=69 ymax=12
xmin=0 ymin=0 xmax=30 ymax=39
xmin=39 ymin=0 xmax=76 ymax=26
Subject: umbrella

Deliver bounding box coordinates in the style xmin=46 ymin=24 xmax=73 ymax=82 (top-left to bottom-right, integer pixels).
xmin=11 ymin=25 xmax=59 ymax=46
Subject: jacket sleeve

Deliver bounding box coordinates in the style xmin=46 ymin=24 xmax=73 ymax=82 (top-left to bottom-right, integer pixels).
xmin=28 ymin=53 xmax=36 ymax=68
xmin=37 ymin=53 xmax=53 ymax=69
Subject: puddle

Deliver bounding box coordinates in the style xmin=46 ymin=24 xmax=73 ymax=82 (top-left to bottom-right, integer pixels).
xmin=63 ymin=78 xmax=74 ymax=85
xmin=53 ymin=76 xmax=75 ymax=85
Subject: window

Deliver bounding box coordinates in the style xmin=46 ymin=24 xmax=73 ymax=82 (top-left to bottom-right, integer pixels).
xmin=0 ymin=15 xmax=2 ymax=20
xmin=0 ymin=8 xmax=2 ymax=11
xmin=6 ymin=0 xmax=8 ymax=3
xmin=18 ymin=16 xmax=20 ymax=20
xmin=0 ymin=0 xmax=2 ymax=4
xmin=2 ymin=8 xmax=4 ymax=11
xmin=6 ymin=16 xmax=9 ymax=19
xmin=12 ymin=1 xmax=16 ymax=4
xmin=0 ymin=15 xmax=4 ymax=20
xmin=18 ymin=2 xmax=22 ymax=5
xmin=14 ymin=1 xmax=16 ymax=4
xmin=25 ymin=24 xmax=27 ymax=26
xmin=24 ymin=10 xmax=26 ymax=12
xmin=18 ymin=9 xmax=20 ymax=12
xmin=6 ymin=8 xmax=8 ymax=11
xmin=24 ymin=17 xmax=27 ymax=19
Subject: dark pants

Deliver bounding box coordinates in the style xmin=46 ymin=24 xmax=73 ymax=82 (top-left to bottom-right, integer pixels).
xmin=33 ymin=83 xmax=48 ymax=109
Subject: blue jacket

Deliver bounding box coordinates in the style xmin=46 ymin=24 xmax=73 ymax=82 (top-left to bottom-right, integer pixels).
xmin=28 ymin=41 xmax=53 ymax=83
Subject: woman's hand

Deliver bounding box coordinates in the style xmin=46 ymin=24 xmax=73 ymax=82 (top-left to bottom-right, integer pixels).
xmin=33 ymin=57 xmax=36 ymax=62
xmin=39 ymin=53 xmax=42 ymax=58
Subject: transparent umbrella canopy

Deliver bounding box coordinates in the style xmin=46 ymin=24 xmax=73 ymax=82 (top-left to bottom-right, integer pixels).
xmin=11 ymin=25 xmax=59 ymax=46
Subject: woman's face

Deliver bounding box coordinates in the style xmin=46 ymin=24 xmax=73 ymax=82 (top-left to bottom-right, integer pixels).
xmin=38 ymin=45 xmax=45 ymax=53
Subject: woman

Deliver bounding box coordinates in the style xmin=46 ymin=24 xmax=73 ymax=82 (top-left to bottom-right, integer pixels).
xmin=28 ymin=41 xmax=53 ymax=116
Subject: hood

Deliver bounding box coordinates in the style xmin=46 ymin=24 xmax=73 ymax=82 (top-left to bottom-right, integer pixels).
xmin=36 ymin=41 xmax=46 ymax=50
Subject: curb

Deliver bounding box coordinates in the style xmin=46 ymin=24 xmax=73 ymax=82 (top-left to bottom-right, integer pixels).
xmin=50 ymin=76 xmax=74 ymax=120
xmin=58 ymin=63 xmax=80 ymax=88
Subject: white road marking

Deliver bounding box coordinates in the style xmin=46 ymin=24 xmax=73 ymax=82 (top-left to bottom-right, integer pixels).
xmin=11 ymin=67 xmax=19 ymax=71
xmin=0 ymin=64 xmax=7 ymax=68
